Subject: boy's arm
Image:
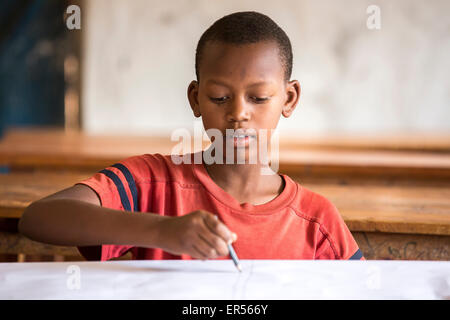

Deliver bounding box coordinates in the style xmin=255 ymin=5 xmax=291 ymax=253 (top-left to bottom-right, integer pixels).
xmin=18 ymin=184 xmax=236 ymax=259
xmin=18 ymin=184 xmax=166 ymax=248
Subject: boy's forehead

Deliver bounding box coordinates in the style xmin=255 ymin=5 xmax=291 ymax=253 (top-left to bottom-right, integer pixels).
xmin=199 ymin=41 xmax=285 ymax=85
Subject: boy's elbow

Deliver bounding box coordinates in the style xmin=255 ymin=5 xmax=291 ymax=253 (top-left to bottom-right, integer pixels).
xmin=18 ymin=201 xmax=41 ymax=237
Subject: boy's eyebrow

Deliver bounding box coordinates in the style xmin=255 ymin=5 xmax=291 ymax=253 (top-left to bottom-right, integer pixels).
xmin=205 ymin=79 xmax=274 ymax=88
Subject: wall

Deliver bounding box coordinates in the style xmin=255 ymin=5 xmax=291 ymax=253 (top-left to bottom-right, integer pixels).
xmin=82 ymin=0 xmax=450 ymax=136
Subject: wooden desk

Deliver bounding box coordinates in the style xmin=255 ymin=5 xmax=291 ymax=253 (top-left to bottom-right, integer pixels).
xmin=1 ymin=128 xmax=450 ymax=181
xmin=1 ymin=171 xmax=449 ymax=260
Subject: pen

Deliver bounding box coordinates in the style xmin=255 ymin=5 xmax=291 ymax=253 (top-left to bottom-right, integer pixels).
xmin=227 ymin=241 xmax=242 ymax=272
xmin=214 ymin=215 xmax=241 ymax=272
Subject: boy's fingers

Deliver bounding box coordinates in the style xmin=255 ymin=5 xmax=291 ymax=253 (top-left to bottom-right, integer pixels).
xmin=204 ymin=214 xmax=233 ymax=244
xmin=198 ymin=229 xmax=228 ymax=257
xmin=212 ymin=215 xmax=238 ymax=243
xmin=197 ymin=233 xmax=221 ymax=258
xmin=191 ymin=243 xmax=210 ymax=260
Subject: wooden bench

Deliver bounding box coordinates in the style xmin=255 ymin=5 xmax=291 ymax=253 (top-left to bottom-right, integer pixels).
xmin=1 ymin=171 xmax=448 ymax=261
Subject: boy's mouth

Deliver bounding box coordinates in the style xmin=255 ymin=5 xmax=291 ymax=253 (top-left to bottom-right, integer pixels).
xmin=225 ymin=131 xmax=257 ymax=148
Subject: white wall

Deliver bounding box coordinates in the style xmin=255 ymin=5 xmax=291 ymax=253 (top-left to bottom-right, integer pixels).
xmin=82 ymin=0 xmax=450 ymax=136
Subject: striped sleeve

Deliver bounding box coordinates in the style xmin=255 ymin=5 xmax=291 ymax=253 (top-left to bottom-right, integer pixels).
xmin=74 ymin=157 xmax=142 ymax=261
xmin=76 ymin=161 xmax=140 ymax=213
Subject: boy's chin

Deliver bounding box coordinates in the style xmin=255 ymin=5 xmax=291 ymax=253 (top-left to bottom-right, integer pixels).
xmin=218 ymin=149 xmax=268 ymax=165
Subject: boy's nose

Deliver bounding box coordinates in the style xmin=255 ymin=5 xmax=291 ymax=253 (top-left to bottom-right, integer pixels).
xmin=226 ymin=98 xmax=250 ymax=123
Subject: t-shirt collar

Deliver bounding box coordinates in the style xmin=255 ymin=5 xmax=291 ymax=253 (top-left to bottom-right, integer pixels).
xmin=190 ymin=150 xmax=297 ymax=214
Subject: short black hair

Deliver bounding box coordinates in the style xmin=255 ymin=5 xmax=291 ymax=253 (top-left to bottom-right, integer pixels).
xmin=195 ymin=11 xmax=293 ymax=82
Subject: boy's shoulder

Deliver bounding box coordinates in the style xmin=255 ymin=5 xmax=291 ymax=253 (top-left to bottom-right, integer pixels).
xmin=116 ymin=152 xmax=197 ymax=183
xmin=287 ymin=178 xmax=362 ymax=260
xmin=286 ymin=177 xmax=345 ymax=228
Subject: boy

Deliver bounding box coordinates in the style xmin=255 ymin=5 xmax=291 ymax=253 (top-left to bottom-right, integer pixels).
xmin=19 ymin=11 xmax=364 ymax=261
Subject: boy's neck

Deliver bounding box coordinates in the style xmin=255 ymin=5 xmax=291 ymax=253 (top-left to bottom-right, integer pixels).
xmin=203 ymin=161 xmax=284 ymax=206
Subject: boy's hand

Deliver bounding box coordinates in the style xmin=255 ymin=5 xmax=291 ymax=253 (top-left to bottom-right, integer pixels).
xmin=156 ymin=210 xmax=238 ymax=260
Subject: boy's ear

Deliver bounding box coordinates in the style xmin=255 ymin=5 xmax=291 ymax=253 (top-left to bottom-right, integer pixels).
xmin=281 ymin=80 xmax=301 ymax=118
xmin=187 ymin=80 xmax=201 ymax=118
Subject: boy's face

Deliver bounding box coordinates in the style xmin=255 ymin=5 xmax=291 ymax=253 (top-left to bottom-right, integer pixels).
xmin=188 ymin=41 xmax=300 ymax=163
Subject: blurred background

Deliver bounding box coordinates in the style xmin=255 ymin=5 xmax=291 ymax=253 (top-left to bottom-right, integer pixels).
xmin=0 ymin=0 xmax=449 ymax=262
xmin=1 ymin=0 xmax=449 ymax=136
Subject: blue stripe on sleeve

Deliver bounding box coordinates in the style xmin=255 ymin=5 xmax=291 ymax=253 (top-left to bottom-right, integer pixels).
xmin=349 ymin=248 xmax=364 ymax=260
xmin=99 ymin=169 xmax=132 ymax=211
xmin=112 ymin=163 xmax=139 ymax=212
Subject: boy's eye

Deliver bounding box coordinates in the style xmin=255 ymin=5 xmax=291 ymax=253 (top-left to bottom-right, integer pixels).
xmin=208 ymin=96 xmax=270 ymax=104
xmin=251 ymin=97 xmax=270 ymax=103
xmin=209 ymin=96 xmax=229 ymax=104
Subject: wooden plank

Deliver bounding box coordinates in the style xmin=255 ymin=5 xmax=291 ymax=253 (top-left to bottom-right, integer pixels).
xmin=278 ymin=162 xmax=450 ymax=182
xmin=277 ymin=148 xmax=450 ymax=181
xmin=302 ymin=182 xmax=450 ymax=236
xmin=0 ymin=127 xmax=189 ymax=171
xmin=279 ymin=132 xmax=450 ymax=153
xmin=2 ymin=128 xmax=450 ymax=155
xmin=0 ymin=171 xmax=92 ymax=218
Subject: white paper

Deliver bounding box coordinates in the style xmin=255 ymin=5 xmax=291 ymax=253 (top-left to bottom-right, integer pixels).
xmin=0 ymin=260 xmax=449 ymax=299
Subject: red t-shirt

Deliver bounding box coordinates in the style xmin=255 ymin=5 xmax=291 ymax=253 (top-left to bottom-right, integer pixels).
xmin=75 ymin=151 xmax=364 ymax=261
